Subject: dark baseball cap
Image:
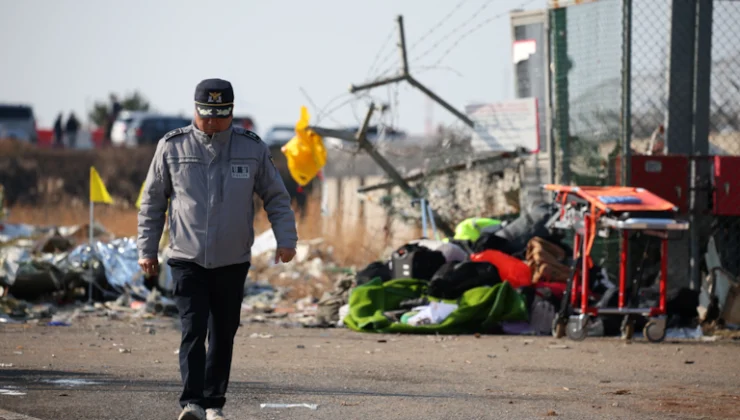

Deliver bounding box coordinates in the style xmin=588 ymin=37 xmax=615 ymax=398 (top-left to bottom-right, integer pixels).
xmin=194 ymin=78 xmax=234 ymax=118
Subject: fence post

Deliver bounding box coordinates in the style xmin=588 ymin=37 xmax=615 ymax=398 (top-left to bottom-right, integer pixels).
xmin=621 ymin=0 xmax=633 ymax=187
xmin=665 ymin=0 xmax=696 ymax=155
xmin=665 ymin=0 xmax=697 ymax=290
xmin=550 ymin=7 xmax=570 ymax=185
xmin=691 ymin=0 xmax=714 ymax=290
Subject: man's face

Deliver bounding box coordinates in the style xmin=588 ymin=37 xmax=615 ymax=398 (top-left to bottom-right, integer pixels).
xmin=194 ymin=111 xmax=233 ymax=135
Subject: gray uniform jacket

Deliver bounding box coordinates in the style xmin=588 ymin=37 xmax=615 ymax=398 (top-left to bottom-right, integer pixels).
xmin=137 ymin=124 xmax=297 ymax=269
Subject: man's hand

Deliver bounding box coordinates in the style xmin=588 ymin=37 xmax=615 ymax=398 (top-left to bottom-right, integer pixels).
xmin=274 ymin=248 xmax=296 ymax=264
xmin=138 ymin=258 xmax=159 ymax=276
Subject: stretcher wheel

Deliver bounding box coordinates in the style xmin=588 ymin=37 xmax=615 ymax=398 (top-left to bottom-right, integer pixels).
xmin=552 ymin=318 xmax=566 ymax=339
xmin=643 ymin=321 xmax=666 ymax=343
xmin=566 ymin=318 xmax=587 ymax=341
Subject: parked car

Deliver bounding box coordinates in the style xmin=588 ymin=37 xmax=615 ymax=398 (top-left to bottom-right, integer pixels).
xmin=0 ymin=104 xmax=37 ymax=143
xmin=110 ymin=110 xmax=150 ymax=147
xmin=263 ymin=125 xmax=296 ymax=148
xmin=233 ymin=115 xmax=256 ymax=132
xmin=126 ymin=115 xmax=192 ymax=146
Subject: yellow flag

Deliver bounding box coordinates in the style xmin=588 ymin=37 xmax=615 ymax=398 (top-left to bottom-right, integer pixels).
xmin=282 ymin=106 xmax=327 ymax=186
xmin=135 ymin=181 xmax=145 ymax=209
xmin=90 ymin=166 xmax=114 ymax=204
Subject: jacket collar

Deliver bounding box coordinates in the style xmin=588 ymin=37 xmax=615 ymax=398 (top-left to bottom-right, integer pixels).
xmin=191 ymin=123 xmax=232 ymax=145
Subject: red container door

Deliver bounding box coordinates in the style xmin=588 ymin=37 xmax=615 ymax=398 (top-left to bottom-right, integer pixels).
xmin=713 ymin=156 xmax=740 ymax=216
xmin=630 ymin=155 xmax=689 ymax=213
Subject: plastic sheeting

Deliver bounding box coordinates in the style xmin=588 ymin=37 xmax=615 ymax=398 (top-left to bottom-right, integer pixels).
xmin=65 ymin=237 xmax=173 ymax=301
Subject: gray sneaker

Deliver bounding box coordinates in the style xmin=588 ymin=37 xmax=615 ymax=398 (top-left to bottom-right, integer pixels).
xmin=178 ymin=403 xmax=206 ymax=420
xmin=206 ymin=408 xmax=226 ymax=420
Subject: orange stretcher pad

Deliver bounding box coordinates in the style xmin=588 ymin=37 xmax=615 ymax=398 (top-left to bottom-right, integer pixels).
xmin=543 ymin=185 xmax=678 ymax=214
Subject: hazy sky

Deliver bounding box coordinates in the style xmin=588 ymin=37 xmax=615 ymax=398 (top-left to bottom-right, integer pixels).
xmin=0 ymin=0 xmax=546 ymax=135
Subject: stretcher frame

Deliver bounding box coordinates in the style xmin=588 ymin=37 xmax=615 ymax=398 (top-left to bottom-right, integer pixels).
xmin=543 ymin=185 xmax=689 ymax=342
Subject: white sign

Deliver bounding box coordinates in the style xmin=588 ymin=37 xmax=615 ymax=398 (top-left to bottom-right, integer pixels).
xmin=513 ymin=39 xmax=536 ymax=64
xmin=466 ymin=98 xmax=540 ymax=153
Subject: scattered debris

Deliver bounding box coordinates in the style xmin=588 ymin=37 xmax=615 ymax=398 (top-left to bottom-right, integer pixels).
xmin=685 ymin=360 xmax=695 ymax=365
xmin=118 ymin=348 xmax=131 ymax=354
xmin=612 ymin=390 xmax=631 ymax=395
xmin=41 ymin=379 xmax=101 ymax=386
xmin=249 ymin=333 xmax=273 ymax=339
xmin=545 ymin=410 xmax=558 ymax=416
xmin=548 ymin=344 xmax=570 ymax=350
xmin=0 ymin=363 xmax=14 ymax=367
xmin=0 ymin=387 xmax=26 ymax=396
xmin=260 ymin=403 xmax=319 ymax=410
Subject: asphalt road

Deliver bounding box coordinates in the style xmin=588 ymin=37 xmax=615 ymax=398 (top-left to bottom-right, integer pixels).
xmin=0 ymin=318 xmax=739 ymax=420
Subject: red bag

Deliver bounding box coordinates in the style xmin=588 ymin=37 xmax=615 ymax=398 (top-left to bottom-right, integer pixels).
xmin=470 ymin=250 xmax=532 ymax=288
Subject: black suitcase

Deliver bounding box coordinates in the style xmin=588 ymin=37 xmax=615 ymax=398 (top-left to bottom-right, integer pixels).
xmin=391 ymin=244 xmax=446 ymax=281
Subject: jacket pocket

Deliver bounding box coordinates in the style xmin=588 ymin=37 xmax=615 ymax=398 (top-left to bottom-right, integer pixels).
xmin=166 ymin=156 xmax=206 ymax=193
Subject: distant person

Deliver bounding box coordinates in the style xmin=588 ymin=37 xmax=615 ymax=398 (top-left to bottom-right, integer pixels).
xmin=53 ymin=113 xmax=64 ymax=148
xmin=104 ymin=94 xmax=122 ymax=147
xmin=137 ymin=78 xmax=297 ymax=420
xmin=65 ymin=112 xmax=80 ymax=149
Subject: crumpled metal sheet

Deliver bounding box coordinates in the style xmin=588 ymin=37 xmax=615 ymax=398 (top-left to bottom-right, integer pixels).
xmin=65 ymin=237 xmax=174 ymax=301
xmin=0 ymin=246 xmax=31 ymax=284
xmin=1 ymin=235 xmax=174 ymax=304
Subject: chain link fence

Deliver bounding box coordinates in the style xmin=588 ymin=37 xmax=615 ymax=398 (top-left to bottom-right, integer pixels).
xmin=551 ymin=0 xmax=624 ymax=187
xmin=709 ymin=0 xmax=740 ymax=287
xmin=548 ymin=0 xmax=740 ymax=297
xmin=710 ymin=0 xmax=740 ymax=155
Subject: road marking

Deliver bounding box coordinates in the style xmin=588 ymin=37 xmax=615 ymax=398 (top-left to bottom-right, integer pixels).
xmin=0 ymin=408 xmax=44 ymax=420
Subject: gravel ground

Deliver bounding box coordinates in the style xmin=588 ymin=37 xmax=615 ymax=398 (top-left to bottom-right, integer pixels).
xmin=0 ymin=318 xmax=738 ymax=420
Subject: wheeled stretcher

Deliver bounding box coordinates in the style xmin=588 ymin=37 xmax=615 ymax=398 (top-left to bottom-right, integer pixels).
xmin=544 ymin=185 xmax=689 ymax=342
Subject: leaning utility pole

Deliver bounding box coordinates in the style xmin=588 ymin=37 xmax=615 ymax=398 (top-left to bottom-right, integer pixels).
xmin=311 ymin=104 xmax=456 ymax=237
xmin=349 ymin=15 xmax=475 ymax=128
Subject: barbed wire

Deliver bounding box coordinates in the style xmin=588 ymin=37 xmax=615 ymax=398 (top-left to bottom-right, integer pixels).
xmin=414 ymin=65 xmax=465 ymax=78
xmin=365 ymin=25 xmax=399 ymax=81
xmin=415 ymin=0 xmax=539 ymax=67
xmin=314 ymin=92 xmax=357 ymax=125
xmin=409 ymin=0 xmax=471 ymax=52
xmin=371 ymin=0 xmax=471 ymax=82
xmin=409 ymin=0 xmax=497 ymax=64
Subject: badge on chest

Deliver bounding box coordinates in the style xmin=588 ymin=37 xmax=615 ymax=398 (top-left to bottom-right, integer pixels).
xmin=231 ymin=163 xmax=250 ymax=179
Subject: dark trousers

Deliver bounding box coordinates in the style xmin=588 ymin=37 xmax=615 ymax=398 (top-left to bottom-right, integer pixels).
xmin=168 ymin=259 xmax=250 ymax=409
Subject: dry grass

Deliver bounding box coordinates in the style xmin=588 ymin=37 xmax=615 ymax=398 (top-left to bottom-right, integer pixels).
xmin=6 ymin=193 xmax=396 ymax=268
xmin=7 ymin=203 xmax=138 ymax=237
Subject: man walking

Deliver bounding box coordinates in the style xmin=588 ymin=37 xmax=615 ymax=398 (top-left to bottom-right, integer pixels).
xmin=137 ymin=79 xmax=297 ymax=420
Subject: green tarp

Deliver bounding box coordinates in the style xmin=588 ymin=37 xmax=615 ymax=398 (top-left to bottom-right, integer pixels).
xmin=343 ymin=278 xmax=528 ymax=334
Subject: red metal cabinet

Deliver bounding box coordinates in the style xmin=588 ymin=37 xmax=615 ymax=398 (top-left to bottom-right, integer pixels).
xmin=630 ymin=155 xmax=690 ymax=213
xmin=713 ymin=156 xmax=740 ymax=216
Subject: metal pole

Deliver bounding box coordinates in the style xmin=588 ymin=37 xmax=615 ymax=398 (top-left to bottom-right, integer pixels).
xmin=691 ymin=0 xmax=714 ymax=291
xmin=87 ymin=200 xmax=94 ymax=304
xmin=349 ymin=15 xmax=474 ymax=129
xmin=355 ymin=104 xmax=456 ymax=237
xmin=665 ymin=0 xmax=697 ymax=291
xmin=621 ymin=0 xmax=633 ymax=187
xmin=397 ymin=15 xmax=410 ymax=76
xmin=621 ymin=0 xmax=634 ymax=292
xmin=427 ymin=202 xmax=438 ymax=240
xmin=551 ymin=8 xmax=570 ymax=184
xmin=407 ymin=76 xmax=474 ymax=127
xmin=420 ymin=199 xmax=428 ymax=238
xmin=543 ymin=10 xmax=556 ymax=185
